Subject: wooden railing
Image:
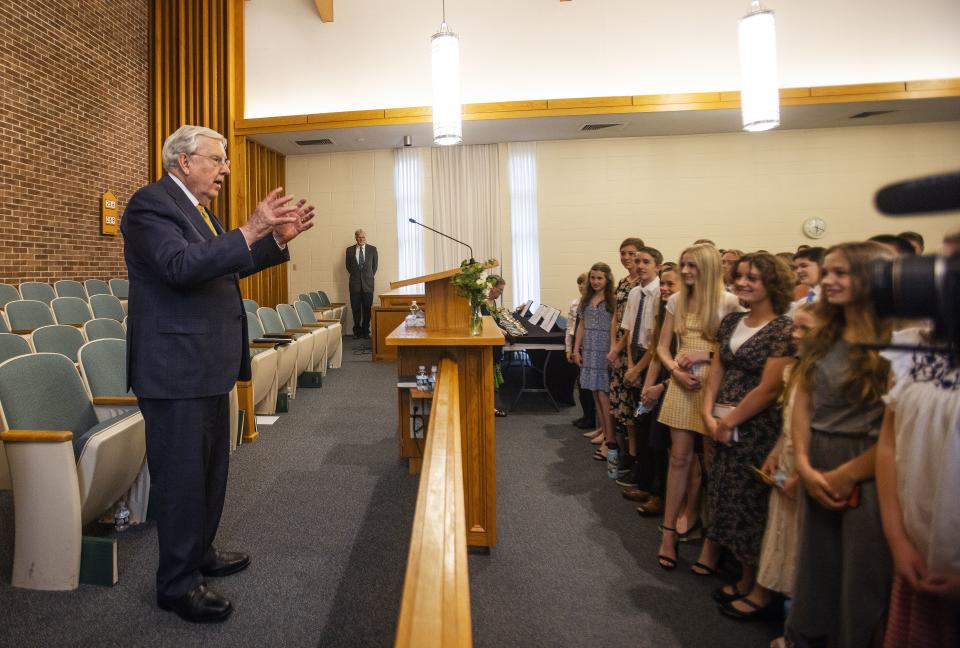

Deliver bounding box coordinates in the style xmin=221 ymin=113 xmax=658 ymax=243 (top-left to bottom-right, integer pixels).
xmin=395 ymin=358 xmax=472 ymax=648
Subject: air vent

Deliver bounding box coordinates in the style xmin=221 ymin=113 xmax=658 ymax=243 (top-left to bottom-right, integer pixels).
xmin=849 ymin=110 xmax=898 ymax=120
xmin=580 ymin=123 xmax=623 ymax=131
xmin=295 ymin=138 xmax=335 ymax=146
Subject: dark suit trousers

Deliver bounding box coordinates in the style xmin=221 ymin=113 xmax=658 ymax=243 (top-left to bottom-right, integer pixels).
xmin=350 ymin=291 xmax=374 ymax=336
xmin=139 ymin=394 xmax=230 ymax=600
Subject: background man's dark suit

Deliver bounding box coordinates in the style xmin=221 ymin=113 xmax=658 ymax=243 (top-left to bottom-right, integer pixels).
xmin=121 ymin=173 xmax=288 ymax=602
xmin=345 ymin=242 xmax=377 ymax=337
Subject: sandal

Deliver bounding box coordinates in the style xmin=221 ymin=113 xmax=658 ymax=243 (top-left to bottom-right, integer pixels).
xmin=657 ymin=526 xmax=678 ymax=571
xmin=677 ymin=518 xmax=703 ymax=543
xmin=690 ymin=561 xmax=716 ymax=577
xmin=590 ymin=433 xmax=604 ymax=445
xmin=592 ymin=449 xmax=607 ymax=461
xmin=582 ymin=429 xmax=601 ymax=438
xmin=711 ymin=584 xmax=745 ymax=604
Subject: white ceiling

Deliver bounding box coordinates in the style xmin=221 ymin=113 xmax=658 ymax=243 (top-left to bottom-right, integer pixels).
xmin=250 ymin=96 xmax=960 ymax=156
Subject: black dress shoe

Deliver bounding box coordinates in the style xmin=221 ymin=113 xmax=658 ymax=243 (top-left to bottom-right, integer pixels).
xmin=573 ymin=418 xmax=597 ymax=430
xmin=158 ymin=583 xmax=233 ymax=623
xmin=200 ymin=551 xmax=250 ymax=577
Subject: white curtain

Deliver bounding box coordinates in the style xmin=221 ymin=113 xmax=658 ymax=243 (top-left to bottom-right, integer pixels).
xmin=429 ymin=144 xmax=501 ymax=271
xmin=507 ymin=142 xmax=541 ymax=307
xmin=394 ymin=147 xmax=425 ymax=281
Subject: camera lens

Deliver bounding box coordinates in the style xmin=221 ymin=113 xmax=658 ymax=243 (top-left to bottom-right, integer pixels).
xmin=872 ymin=255 xmax=941 ymax=320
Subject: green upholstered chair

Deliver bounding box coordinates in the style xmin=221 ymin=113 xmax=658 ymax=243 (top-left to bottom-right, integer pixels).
xmin=31 ymin=324 xmax=85 ymax=364
xmin=108 ymin=278 xmax=129 ymax=299
xmin=5 ymin=299 xmax=55 ymax=334
xmin=83 ymin=318 xmax=126 ymax=341
xmin=256 ymin=307 xmax=307 ymax=398
xmin=0 ymin=352 xmax=145 ymax=590
xmin=295 ymin=299 xmax=342 ymax=370
xmin=54 ymin=280 xmax=88 ymax=302
xmin=51 ymin=296 xmax=93 ymax=327
xmin=19 ymin=282 xmax=56 ymax=305
xmin=89 ymin=294 xmax=125 ymax=322
xmin=0 ymin=333 xmax=31 ymax=364
xmin=83 ymin=279 xmax=111 ymax=297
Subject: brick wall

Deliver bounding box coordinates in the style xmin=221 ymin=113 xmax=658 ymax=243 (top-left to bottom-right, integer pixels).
xmin=0 ymin=0 xmax=149 ymax=285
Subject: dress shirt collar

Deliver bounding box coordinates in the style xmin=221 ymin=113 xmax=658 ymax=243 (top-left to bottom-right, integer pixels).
xmin=168 ymin=172 xmax=200 ymax=207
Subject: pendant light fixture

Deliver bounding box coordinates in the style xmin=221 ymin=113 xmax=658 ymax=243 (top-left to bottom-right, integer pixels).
xmin=431 ymin=0 xmax=462 ymax=145
xmin=738 ymin=1 xmax=779 ymax=132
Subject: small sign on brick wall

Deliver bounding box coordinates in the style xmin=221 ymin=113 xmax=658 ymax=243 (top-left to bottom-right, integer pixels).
xmin=101 ymin=191 xmax=119 ymax=236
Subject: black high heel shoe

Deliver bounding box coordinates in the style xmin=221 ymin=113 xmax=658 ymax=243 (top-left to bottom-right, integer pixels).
xmin=657 ymin=527 xmax=678 ymax=571
xmin=711 ymin=584 xmax=745 ymax=604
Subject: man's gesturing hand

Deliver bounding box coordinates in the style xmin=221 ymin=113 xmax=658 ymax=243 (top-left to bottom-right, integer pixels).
xmin=274 ymin=198 xmax=315 ymax=245
xmin=239 ymin=187 xmax=301 ymax=247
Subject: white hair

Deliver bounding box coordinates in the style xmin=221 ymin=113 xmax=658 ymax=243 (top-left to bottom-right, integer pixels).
xmin=161 ymin=125 xmax=227 ymax=170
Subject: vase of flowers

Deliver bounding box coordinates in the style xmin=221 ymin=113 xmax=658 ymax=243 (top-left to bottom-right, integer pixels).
xmin=450 ymin=259 xmax=498 ymax=336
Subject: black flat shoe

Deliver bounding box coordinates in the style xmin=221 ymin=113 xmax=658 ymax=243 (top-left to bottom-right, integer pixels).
xmin=712 ymin=584 xmax=745 ymax=603
xmin=200 ymin=551 xmax=250 ymax=577
xmin=718 ymin=596 xmax=784 ymax=622
xmin=158 ymin=583 xmax=233 ymax=623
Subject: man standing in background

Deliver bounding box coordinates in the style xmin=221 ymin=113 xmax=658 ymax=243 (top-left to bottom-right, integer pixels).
xmin=345 ymin=228 xmax=377 ymax=338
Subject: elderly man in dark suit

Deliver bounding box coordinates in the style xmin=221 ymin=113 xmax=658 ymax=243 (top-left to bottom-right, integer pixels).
xmin=121 ymin=125 xmax=313 ymax=623
xmin=345 ymin=228 xmax=377 ymax=338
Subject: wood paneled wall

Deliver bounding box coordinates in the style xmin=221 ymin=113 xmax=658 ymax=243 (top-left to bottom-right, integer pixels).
xmin=240 ymin=140 xmax=288 ymax=306
xmin=150 ymin=0 xmax=287 ymax=307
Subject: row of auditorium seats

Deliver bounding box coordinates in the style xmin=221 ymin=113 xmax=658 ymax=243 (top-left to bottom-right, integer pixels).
xmin=0 ymin=278 xmax=129 ymax=306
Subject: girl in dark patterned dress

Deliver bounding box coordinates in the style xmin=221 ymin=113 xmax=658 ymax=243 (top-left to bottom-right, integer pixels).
xmin=698 ymin=253 xmax=797 ymax=619
xmin=605 ymin=237 xmax=644 ymax=461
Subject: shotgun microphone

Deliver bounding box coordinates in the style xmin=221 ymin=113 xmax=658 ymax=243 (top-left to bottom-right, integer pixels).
xmin=407 ymin=218 xmax=475 ymax=263
xmin=874 ymin=171 xmax=960 ymax=216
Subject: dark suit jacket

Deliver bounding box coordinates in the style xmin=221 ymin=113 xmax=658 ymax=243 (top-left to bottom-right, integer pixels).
xmin=345 ymin=244 xmax=377 ymax=294
xmin=120 ymin=173 xmax=289 ymax=399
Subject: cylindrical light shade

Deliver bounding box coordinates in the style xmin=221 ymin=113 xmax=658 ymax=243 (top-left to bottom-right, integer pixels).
xmin=431 ymin=23 xmax=462 ymax=146
xmin=738 ymin=4 xmax=779 ymax=132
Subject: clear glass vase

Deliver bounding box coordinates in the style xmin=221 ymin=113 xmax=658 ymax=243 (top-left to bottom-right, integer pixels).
xmin=470 ymin=302 xmax=483 ymax=336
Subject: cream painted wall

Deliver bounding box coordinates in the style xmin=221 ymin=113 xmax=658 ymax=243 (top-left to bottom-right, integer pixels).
xmin=284 ymin=150 xmax=397 ymax=306
xmin=536 ymin=122 xmax=960 ymax=308
xmin=283 ymin=123 xmax=960 ymax=313
xmin=244 ymin=0 xmax=960 ymax=118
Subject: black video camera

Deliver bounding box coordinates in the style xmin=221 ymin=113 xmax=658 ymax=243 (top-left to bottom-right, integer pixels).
xmin=871 ymin=171 xmax=960 ymax=359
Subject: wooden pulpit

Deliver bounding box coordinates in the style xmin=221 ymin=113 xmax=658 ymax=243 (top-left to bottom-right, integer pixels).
xmin=386 ymin=263 xmax=503 ymax=548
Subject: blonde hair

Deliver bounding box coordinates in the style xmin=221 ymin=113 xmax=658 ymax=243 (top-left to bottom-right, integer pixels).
xmin=674 ymin=243 xmax=725 ymax=341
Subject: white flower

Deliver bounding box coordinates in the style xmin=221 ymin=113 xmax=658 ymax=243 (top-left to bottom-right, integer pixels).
xmin=476 ymin=278 xmax=485 ymax=286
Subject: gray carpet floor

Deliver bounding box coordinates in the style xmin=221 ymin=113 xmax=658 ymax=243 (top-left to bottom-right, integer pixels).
xmin=0 ymin=337 xmax=780 ymax=647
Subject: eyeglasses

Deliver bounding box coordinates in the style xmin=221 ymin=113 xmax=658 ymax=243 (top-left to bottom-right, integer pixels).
xmin=190 ymin=153 xmax=231 ymax=168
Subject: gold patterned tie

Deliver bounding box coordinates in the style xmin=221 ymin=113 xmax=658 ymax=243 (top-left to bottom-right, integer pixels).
xmin=196 ymin=204 xmax=218 ymax=236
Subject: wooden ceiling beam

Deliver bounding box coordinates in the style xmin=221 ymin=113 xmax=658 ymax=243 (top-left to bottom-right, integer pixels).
xmin=314 ymin=0 xmax=333 ymax=22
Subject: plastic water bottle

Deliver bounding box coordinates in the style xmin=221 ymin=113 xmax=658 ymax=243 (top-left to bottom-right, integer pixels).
xmin=416 ymin=365 xmax=429 ymax=390
xmin=114 ymin=500 xmax=130 ymax=532
xmin=606 ymin=446 xmax=619 ymax=479
xmin=407 ymin=301 xmax=424 ymax=328
xmin=429 ymin=365 xmax=438 ymax=389
xmin=416 ymin=307 xmax=426 ymax=327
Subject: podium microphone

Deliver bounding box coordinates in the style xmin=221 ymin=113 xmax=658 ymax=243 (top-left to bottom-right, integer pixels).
xmin=408 ymin=218 xmax=475 ymax=263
